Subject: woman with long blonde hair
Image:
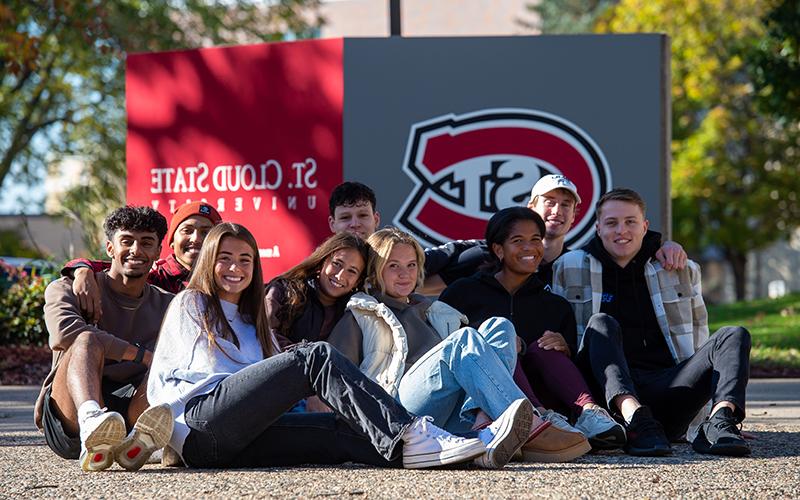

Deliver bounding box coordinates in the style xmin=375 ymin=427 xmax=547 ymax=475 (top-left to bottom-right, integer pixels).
xmin=147 ymin=222 xmax=485 ymax=469
xmin=328 ymin=227 xmax=540 ymax=470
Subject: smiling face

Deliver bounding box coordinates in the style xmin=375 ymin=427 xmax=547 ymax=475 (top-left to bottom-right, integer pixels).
xmin=317 ymin=248 xmax=366 ymax=305
xmin=528 ymin=188 xmax=577 ymax=241
xmin=172 ymin=215 xmax=215 ymax=270
xmin=380 ymin=243 xmax=419 ymax=300
xmin=491 ymin=219 xmax=544 ymax=277
xmin=213 ymin=236 xmax=254 ymax=304
xmin=106 ymin=230 xmax=161 ymax=280
xmin=596 ymin=200 xmax=649 ymax=268
xmin=328 ymin=202 xmax=380 ymax=239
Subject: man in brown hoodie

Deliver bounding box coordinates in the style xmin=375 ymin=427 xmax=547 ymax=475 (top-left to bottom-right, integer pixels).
xmin=35 ymin=206 xmax=174 ymax=472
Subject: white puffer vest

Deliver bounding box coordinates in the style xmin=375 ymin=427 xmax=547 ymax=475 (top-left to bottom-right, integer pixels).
xmin=346 ymin=292 xmax=467 ymax=396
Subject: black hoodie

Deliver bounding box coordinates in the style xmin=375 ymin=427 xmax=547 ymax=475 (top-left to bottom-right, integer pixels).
xmin=440 ymin=272 xmax=578 ymax=357
xmin=583 ymin=232 xmax=675 ymax=370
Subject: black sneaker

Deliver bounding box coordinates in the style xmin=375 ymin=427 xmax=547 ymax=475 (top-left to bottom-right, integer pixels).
xmin=692 ymin=407 xmax=751 ymax=457
xmin=623 ymin=406 xmax=672 ymax=456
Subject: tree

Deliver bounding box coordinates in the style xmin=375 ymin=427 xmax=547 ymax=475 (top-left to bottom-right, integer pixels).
xmin=520 ymin=0 xmax=618 ymax=33
xmin=746 ymin=0 xmax=800 ymax=122
xmin=0 ymin=0 xmax=322 ymax=250
xmin=597 ymin=0 xmax=800 ymax=300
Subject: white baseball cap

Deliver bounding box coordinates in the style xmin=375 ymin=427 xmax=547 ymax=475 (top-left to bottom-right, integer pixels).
xmin=529 ymin=174 xmax=581 ymax=204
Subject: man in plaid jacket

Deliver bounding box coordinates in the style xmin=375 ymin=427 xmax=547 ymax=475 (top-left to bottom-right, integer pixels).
xmin=552 ymin=188 xmax=751 ymax=458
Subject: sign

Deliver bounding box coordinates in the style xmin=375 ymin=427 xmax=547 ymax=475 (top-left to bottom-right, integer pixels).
xmin=126 ymin=35 xmax=669 ymax=278
xmin=126 ymin=39 xmax=343 ymax=277
xmin=395 ymin=108 xmax=611 ymax=248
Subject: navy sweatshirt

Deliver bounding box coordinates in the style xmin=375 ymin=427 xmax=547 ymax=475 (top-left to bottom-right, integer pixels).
xmin=439 ymin=272 xmax=578 ymax=357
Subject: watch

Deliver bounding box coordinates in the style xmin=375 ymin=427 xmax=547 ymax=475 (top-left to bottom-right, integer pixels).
xmin=133 ymin=342 xmax=147 ymax=364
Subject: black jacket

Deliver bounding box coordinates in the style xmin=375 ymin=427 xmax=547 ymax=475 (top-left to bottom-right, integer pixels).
xmin=439 ymin=272 xmax=578 ymax=357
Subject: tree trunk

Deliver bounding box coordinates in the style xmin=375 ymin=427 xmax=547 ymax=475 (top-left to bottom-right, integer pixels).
xmin=725 ymin=250 xmax=748 ymax=301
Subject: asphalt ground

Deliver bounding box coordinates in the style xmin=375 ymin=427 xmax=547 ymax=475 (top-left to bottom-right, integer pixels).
xmin=0 ymin=380 xmax=798 ymax=499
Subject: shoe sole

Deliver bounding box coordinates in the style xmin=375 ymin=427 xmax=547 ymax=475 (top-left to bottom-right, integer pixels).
xmin=403 ymin=438 xmax=486 ymax=469
xmin=587 ymin=425 xmax=627 ymax=450
xmin=475 ymin=399 xmax=535 ymax=469
xmin=80 ymin=414 xmax=127 ymax=472
xmin=115 ymin=404 xmax=174 ymax=472
xmin=692 ymin=431 xmax=751 ymax=457
xmin=522 ymin=427 xmax=592 ymax=463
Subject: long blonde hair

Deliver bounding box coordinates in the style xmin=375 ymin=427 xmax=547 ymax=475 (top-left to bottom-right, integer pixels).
xmin=187 ymin=222 xmax=275 ymax=359
xmin=365 ymin=227 xmax=426 ymax=295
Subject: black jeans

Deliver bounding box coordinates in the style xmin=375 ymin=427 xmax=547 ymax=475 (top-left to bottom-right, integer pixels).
xmin=577 ymin=313 xmax=751 ymax=440
xmin=182 ymin=342 xmax=412 ymax=468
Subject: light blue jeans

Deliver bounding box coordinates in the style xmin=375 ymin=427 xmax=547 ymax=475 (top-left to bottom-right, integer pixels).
xmin=397 ymin=316 xmax=524 ymax=434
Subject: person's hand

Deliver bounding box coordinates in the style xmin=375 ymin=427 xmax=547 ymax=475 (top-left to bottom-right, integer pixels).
xmin=537 ymin=330 xmax=570 ymax=356
xmin=305 ymin=395 xmax=332 ymax=413
xmin=655 ymin=240 xmax=688 ymax=271
xmin=142 ymin=349 xmax=154 ymax=368
xmin=73 ymin=267 xmax=102 ymax=324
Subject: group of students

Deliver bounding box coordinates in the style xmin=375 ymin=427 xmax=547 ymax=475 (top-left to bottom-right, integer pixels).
xmin=35 ymin=176 xmax=753 ymax=473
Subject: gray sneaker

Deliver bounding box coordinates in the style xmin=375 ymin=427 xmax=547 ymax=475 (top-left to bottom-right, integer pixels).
xmin=575 ymin=406 xmax=626 ymax=450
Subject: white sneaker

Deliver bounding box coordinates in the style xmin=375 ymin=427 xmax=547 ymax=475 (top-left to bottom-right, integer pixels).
xmin=115 ymin=404 xmax=174 ymax=471
xmin=474 ymin=399 xmax=535 ymax=469
xmin=575 ymin=406 xmax=627 ymax=450
xmin=402 ymin=416 xmax=486 ymax=469
xmin=79 ymin=409 xmax=126 ymax=472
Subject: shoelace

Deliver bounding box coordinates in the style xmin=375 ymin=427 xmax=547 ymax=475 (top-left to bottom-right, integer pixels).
xmin=710 ymin=414 xmax=742 ymax=435
xmin=415 ymin=416 xmax=461 ymax=443
xmin=543 ymin=410 xmax=571 ymax=428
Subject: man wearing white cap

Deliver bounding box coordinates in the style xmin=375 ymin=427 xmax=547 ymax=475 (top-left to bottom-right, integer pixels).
xmin=423 ymin=174 xmax=687 ymax=292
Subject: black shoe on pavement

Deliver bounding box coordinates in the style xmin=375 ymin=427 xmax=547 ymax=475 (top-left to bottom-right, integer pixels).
xmin=623 ymin=406 xmax=672 ymax=457
xmin=692 ymin=407 xmax=751 ymax=457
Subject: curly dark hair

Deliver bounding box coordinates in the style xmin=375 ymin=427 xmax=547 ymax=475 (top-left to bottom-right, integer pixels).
xmin=103 ymin=206 xmax=168 ymax=242
xmin=328 ymin=181 xmax=377 ymax=216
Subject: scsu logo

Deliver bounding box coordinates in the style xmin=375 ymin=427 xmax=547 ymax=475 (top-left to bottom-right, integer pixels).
xmin=394 ymin=108 xmax=611 ymax=247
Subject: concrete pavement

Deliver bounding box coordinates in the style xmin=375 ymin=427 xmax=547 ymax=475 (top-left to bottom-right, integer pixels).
xmin=0 ymin=380 xmax=798 ymax=499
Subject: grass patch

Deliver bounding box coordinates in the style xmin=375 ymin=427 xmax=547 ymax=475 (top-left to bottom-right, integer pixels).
xmin=708 ymin=293 xmax=800 ymax=372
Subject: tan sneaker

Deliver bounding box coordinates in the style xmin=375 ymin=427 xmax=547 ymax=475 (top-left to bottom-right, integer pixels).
xmin=521 ymin=410 xmax=591 ymax=462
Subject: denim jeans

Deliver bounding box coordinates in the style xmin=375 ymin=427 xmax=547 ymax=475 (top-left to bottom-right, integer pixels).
xmin=182 ymin=342 xmax=412 ymax=468
xmin=577 ymin=313 xmax=751 ymax=439
xmin=397 ymin=317 xmax=525 ymax=434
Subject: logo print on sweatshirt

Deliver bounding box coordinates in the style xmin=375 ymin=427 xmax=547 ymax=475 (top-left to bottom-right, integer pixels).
xmin=394 ymin=108 xmax=611 ymax=247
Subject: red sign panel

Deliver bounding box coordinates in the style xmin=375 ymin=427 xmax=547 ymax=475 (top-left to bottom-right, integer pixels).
xmin=126 ymin=38 xmax=344 ymax=279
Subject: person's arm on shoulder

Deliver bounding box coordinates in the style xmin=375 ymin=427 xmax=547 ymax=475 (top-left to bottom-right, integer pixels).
xmin=327 ymin=311 xmax=364 ymax=366
xmin=71 ymin=268 xmax=102 ymax=324
xmin=423 ymin=240 xmax=488 ymax=294
xmin=43 ymin=278 xmax=134 ymax=361
xmin=655 ymin=239 xmax=688 ymax=271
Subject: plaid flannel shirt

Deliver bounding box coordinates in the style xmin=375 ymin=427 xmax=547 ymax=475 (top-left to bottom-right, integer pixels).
xmin=551 ymin=249 xmax=710 ymax=363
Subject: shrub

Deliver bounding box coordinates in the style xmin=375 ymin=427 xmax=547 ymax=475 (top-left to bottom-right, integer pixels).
xmin=0 ymin=261 xmax=52 ymax=346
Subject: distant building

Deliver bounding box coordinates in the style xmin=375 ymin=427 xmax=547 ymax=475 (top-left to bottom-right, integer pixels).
xmin=319 ymin=0 xmax=538 ymax=37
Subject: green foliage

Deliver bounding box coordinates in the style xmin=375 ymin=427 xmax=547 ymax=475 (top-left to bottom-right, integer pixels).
xmin=0 ymin=228 xmax=42 ymax=257
xmin=521 ymin=0 xmax=618 ymax=33
xmin=746 ymin=0 xmax=800 ymax=122
xmin=1 ymin=0 xmax=323 ymax=247
xmin=599 ymin=0 xmax=800 ymax=299
xmin=0 ymin=261 xmax=52 ymax=345
xmin=708 ymin=292 xmax=800 ymax=349
xmin=708 ymin=291 xmax=800 ymax=370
